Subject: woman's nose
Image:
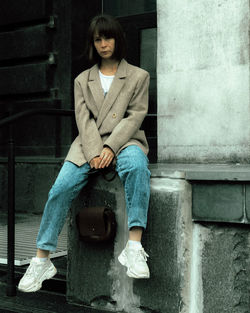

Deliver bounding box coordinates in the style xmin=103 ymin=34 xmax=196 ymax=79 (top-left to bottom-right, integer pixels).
xmin=101 ymin=39 xmax=107 ymax=47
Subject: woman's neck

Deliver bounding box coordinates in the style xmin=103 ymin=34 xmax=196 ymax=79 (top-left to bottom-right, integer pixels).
xmin=100 ymin=59 xmax=119 ymax=76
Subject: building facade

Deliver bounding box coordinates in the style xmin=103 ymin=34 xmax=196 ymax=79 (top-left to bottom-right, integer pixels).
xmin=0 ymin=1 xmax=250 ymax=312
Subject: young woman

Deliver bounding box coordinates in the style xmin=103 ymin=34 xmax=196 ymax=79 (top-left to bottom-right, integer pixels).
xmin=18 ymin=14 xmax=151 ymax=293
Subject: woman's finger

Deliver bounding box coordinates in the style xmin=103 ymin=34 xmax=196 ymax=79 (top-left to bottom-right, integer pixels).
xmin=98 ymin=155 xmax=106 ymax=168
xmin=105 ymin=155 xmax=112 ymax=167
xmin=106 ymin=157 xmax=112 ymax=167
xmin=90 ymin=156 xmax=101 ymax=169
xmin=102 ymin=156 xmax=109 ymax=168
xmin=99 ymin=154 xmax=112 ymax=168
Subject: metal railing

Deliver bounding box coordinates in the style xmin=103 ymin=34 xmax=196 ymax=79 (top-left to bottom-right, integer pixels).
xmin=0 ymin=107 xmax=74 ymax=296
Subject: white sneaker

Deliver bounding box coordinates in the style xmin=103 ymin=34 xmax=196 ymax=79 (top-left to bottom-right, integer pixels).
xmin=118 ymin=243 xmax=150 ymax=279
xmin=18 ymin=257 xmax=57 ymax=292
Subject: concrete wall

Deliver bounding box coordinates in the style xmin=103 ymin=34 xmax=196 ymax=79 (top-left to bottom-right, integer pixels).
xmin=157 ymin=0 xmax=250 ymax=163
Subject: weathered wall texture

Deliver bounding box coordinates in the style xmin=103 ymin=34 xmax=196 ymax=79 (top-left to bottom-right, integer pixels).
xmin=157 ymin=0 xmax=250 ymax=163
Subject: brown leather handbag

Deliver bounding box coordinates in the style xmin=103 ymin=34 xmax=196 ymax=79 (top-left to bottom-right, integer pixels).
xmin=76 ymin=206 xmax=116 ymax=242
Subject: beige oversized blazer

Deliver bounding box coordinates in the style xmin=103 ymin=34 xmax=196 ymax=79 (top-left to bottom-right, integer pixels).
xmin=65 ymin=59 xmax=149 ymax=167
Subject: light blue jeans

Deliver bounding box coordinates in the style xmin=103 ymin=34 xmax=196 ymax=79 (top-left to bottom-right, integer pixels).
xmin=36 ymin=145 xmax=151 ymax=252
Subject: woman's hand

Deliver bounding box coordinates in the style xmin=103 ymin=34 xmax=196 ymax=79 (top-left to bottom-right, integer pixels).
xmin=90 ymin=156 xmax=101 ymax=169
xmin=99 ymin=147 xmax=115 ymax=168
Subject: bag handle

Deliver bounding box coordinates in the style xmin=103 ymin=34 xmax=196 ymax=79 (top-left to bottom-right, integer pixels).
xmin=88 ymin=167 xmax=117 ymax=182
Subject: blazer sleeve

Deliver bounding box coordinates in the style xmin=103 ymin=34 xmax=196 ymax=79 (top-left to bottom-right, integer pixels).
xmin=74 ymin=78 xmax=103 ymax=162
xmin=104 ymin=71 xmax=150 ymax=154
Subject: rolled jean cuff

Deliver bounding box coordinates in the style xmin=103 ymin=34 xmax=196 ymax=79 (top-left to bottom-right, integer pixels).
xmin=36 ymin=244 xmax=57 ymax=253
xmin=128 ymin=222 xmax=147 ymax=230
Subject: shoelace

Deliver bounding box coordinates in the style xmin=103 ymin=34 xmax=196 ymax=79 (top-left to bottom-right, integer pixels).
xmin=135 ymin=248 xmax=149 ymax=262
xmin=25 ymin=259 xmax=43 ymax=278
xmin=25 ymin=262 xmax=37 ymax=278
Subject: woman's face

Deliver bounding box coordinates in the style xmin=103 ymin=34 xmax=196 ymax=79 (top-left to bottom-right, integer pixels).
xmin=94 ymin=33 xmax=115 ymax=60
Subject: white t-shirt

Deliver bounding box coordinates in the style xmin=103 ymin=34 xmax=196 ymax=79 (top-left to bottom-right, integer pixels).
xmin=99 ymin=70 xmax=114 ymax=97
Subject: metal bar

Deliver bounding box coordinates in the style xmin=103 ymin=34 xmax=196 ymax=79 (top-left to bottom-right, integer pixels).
xmin=0 ymin=107 xmax=74 ymax=297
xmin=6 ymin=130 xmax=16 ymax=296
xmin=0 ymin=108 xmax=74 ymax=128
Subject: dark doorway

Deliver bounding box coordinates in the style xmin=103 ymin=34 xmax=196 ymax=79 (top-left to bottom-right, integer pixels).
xmin=103 ymin=1 xmax=157 ymax=162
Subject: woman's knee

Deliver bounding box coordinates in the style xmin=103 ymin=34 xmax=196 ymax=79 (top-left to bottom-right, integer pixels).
xmin=130 ymin=160 xmax=149 ymax=174
xmin=48 ymin=161 xmax=88 ymax=198
xmin=48 ymin=179 xmax=72 ymax=198
xmin=117 ymin=145 xmax=149 ymax=172
xmin=118 ymin=158 xmax=150 ymax=182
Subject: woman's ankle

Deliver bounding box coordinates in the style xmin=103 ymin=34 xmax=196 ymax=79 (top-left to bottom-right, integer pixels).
xmin=36 ymin=248 xmax=50 ymax=258
xmin=129 ymin=226 xmax=143 ymax=242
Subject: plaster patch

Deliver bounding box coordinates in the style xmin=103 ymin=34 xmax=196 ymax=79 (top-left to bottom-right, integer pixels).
xmin=189 ymin=224 xmax=211 ymax=313
xmin=151 ymin=177 xmax=185 ymax=193
xmin=108 ymin=189 xmax=143 ymax=313
xmin=175 ymin=180 xmax=193 ymax=313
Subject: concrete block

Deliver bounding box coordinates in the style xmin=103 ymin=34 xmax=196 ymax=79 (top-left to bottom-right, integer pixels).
xmin=67 ymin=176 xmax=117 ymax=307
xmin=190 ymin=223 xmax=250 ymax=313
xmin=245 ymin=185 xmax=250 ymax=220
xmin=192 ymin=182 xmax=244 ymax=223
xmin=67 ymin=173 xmax=192 ymax=313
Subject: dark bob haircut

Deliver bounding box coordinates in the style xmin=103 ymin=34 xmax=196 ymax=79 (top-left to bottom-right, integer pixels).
xmin=86 ymin=15 xmax=126 ymax=65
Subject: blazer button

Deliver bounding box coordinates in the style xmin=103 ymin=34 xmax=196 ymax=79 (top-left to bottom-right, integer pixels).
xmin=112 ymin=113 xmax=117 ymax=119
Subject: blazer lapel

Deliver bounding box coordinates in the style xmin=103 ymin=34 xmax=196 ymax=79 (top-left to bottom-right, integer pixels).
xmin=96 ymin=59 xmax=127 ymax=128
xmin=87 ymin=64 xmax=105 ymax=112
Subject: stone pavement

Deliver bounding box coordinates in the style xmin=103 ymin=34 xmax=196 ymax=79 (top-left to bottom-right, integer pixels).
xmin=0 ymin=212 xmax=107 ymax=313
xmin=0 ymin=254 xmax=122 ymax=313
xmin=0 ymin=285 xmax=113 ymax=313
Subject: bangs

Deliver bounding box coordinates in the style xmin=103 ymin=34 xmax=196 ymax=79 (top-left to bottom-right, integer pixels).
xmin=94 ymin=18 xmax=117 ymax=39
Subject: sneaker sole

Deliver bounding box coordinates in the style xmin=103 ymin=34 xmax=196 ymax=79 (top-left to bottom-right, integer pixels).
xmin=18 ymin=264 xmax=57 ymax=293
xmin=118 ymin=251 xmax=127 ymax=267
xmin=118 ymin=252 xmax=150 ymax=279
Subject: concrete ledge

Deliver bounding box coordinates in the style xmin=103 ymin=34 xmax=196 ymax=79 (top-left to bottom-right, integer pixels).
xmin=150 ymin=163 xmax=250 ymax=181
xmin=149 ymin=164 xmax=250 ymax=224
